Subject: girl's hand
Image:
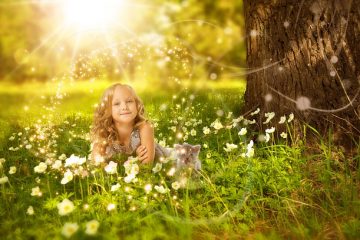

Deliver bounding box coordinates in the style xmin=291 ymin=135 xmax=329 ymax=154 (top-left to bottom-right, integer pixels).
xmin=136 ymin=145 xmax=148 ymax=162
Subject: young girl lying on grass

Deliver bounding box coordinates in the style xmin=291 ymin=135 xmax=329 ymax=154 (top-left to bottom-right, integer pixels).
xmin=90 ymin=83 xmax=169 ymax=165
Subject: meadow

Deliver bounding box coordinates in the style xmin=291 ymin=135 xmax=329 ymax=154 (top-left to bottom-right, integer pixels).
xmin=0 ymin=79 xmax=359 ymax=239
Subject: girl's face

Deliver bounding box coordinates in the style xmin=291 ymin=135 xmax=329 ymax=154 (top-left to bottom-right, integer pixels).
xmin=111 ymin=86 xmax=138 ymax=124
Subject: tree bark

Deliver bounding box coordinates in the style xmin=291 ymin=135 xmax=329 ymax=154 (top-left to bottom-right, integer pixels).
xmin=243 ymin=0 xmax=360 ymax=146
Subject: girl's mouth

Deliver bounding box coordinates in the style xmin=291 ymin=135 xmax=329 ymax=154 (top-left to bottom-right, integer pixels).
xmin=120 ymin=112 xmax=131 ymax=115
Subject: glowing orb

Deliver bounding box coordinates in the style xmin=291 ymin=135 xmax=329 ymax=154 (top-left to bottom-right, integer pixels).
xmin=62 ymin=0 xmax=124 ymax=31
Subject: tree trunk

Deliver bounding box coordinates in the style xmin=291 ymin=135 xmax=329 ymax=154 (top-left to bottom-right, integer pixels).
xmin=243 ymin=0 xmax=360 ymax=147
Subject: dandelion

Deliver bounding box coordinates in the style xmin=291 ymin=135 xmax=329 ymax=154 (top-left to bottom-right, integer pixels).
xmin=280 ymin=132 xmax=288 ymax=139
xmin=279 ymin=115 xmax=286 ymax=124
xmin=26 ymin=206 xmax=34 ymax=215
xmin=107 ymin=203 xmax=116 ymax=211
xmin=9 ymin=166 xmax=16 ymax=174
xmin=238 ymin=128 xmax=247 ymax=136
xmin=152 ymin=163 xmax=162 ymax=173
xmin=190 ymin=129 xmax=196 ymax=136
xmin=288 ymin=113 xmax=294 ymax=122
xmin=0 ymin=176 xmax=9 ymax=184
xmin=206 ymin=153 xmax=212 ymax=158
xmin=203 ymin=127 xmax=210 ymax=135
xmin=57 ymin=199 xmax=75 ymax=216
xmin=265 ymin=127 xmax=275 ymax=134
xmin=34 ymin=162 xmax=47 ymax=173
xmin=61 ymin=222 xmax=79 ymax=238
xmin=104 ymin=161 xmax=117 ymax=174
xmin=85 ymin=220 xmax=100 ymax=236
xmin=172 ymin=181 xmax=180 ymax=190
xmin=31 ymin=186 xmax=42 ymax=197
xmin=154 ymin=185 xmax=169 ymax=194
xmin=110 ymin=183 xmax=121 ymax=192
xmin=224 ymin=143 xmax=238 ymax=152
xmin=61 ymin=170 xmax=73 ymax=185
xmin=203 ymin=143 xmax=208 ymax=148
xmin=263 ymin=112 xmax=275 ymax=124
xmin=144 ymin=184 xmax=152 ymax=193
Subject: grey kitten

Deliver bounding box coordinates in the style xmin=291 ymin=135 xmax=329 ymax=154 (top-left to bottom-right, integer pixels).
xmin=173 ymin=143 xmax=201 ymax=170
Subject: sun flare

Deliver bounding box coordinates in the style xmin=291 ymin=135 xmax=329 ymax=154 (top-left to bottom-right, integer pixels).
xmin=62 ymin=0 xmax=125 ymax=31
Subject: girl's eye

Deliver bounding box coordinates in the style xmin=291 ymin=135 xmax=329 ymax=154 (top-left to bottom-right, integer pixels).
xmin=126 ymin=100 xmax=134 ymax=103
xmin=113 ymin=102 xmax=120 ymax=106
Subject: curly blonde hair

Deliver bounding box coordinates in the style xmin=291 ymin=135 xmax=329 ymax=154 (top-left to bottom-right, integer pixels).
xmin=91 ymin=83 xmax=146 ymax=156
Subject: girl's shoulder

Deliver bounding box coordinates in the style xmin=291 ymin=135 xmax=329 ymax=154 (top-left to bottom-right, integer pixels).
xmin=136 ymin=121 xmax=154 ymax=137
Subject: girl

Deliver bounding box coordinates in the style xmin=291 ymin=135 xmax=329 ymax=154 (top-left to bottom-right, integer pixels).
xmin=91 ymin=83 xmax=168 ymax=164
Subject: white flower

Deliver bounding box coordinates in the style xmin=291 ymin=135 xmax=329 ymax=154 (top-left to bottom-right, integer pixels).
xmin=278 ymin=116 xmax=286 ymax=124
xmin=26 ymin=206 xmax=34 ymax=215
xmin=34 ymin=162 xmax=47 ymax=173
xmin=85 ymin=220 xmax=100 ymax=236
xmin=211 ymin=119 xmax=223 ymax=130
xmin=144 ymin=184 xmax=152 ymax=193
xmin=250 ymin=108 xmax=260 ymax=116
xmin=107 ymin=203 xmax=116 ymax=211
xmin=52 ymin=160 xmax=62 ymax=170
xmin=238 ymin=128 xmax=247 ymax=136
xmin=57 ymin=199 xmax=75 ymax=216
xmin=190 ymin=129 xmax=197 ymax=136
xmin=171 ymin=181 xmax=180 ymax=190
xmin=31 ymin=186 xmax=42 ymax=197
xmin=245 ymin=140 xmax=255 ymax=158
xmin=9 ymin=166 xmax=16 ymax=174
xmin=0 ymin=176 xmax=9 ymax=184
xmin=154 ymin=185 xmax=169 ymax=194
xmin=203 ymin=143 xmax=208 ymax=149
xmin=263 ymin=112 xmax=275 ymax=124
xmin=280 ymin=132 xmax=288 ymax=139
xmin=264 ymin=133 xmax=271 ymax=143
xmin=124 ymin=174 xmax=136 ymax=183
xmin=110 ymin=183 xmax=121 ymax=192
xmin=61 ymin=222 xmax=79 ymax=238
xmin=265 ymin=127 xmax=275 ymax=134
xmin=152 ymin=163 xmax=162 ymax=173
xmin=288 ymin=113 xmax=294 ymax=122
xmin=25 ymin=144 xmax=32 ymax=149
xmin=65 ymin=154 xmax=86 ymax=167
xmin=104 ymin=161 xmax=117 ymax=174
xmin=94 ymin=155 xmax=104 ymax=165
xmin=224 ymin=143 xmax=238 ymax=152
xmin=61 ymin=170 xmax=73 ymax=185
xmin=59 ymin=154 xmax=67 ymax=160
xmin=203 ymin=127 xmax=210 ymax=135
xmin=0 ymin=158 xmax=5 ymax=164
xmin=167 ymin=167 xmax=176 ymax=176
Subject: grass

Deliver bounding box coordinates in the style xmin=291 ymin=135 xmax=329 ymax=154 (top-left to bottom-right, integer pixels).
xmin=0 ymin=79 xmax=359 ymax=239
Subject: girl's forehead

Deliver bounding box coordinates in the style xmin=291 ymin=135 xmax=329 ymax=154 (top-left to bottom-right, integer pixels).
xmin=112 ymin=86 xmax=135 ymax=99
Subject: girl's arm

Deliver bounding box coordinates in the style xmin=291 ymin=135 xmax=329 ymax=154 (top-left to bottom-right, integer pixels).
xmin=138 ymin=122 xmax=155 ymax=163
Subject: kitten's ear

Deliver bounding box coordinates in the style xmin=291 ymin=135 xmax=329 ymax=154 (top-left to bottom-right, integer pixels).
xmin=174 ymin=144 xmax=181 ymax=150
xmin=193 ymin=145 xmax=201 ymax=153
